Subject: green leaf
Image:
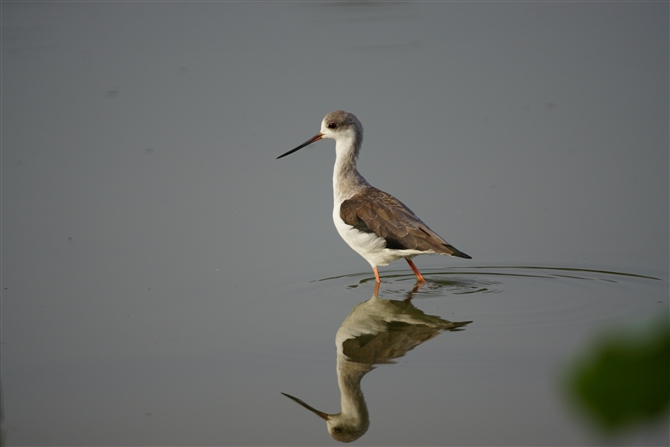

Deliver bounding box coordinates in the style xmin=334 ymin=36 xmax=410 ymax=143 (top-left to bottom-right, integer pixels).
xmin=567 ymin=319 xmax=669 ymax=432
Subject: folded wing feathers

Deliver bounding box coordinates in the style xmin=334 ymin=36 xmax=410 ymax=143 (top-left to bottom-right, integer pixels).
xmin=340 ymin=187 xmax=471 ymax=258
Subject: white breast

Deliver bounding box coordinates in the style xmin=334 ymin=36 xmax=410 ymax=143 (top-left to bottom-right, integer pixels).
xmin=332 ymin=202 xmax=427 ymax=267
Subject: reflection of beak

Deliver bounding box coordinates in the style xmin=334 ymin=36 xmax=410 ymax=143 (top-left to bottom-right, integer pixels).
xmin=277 ymin=133 xmax=324 ymax=159
xmin=281 ymin=392 xmax=330 ymax=420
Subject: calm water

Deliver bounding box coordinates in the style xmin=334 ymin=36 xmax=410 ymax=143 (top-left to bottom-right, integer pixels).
xmin=2 ymin=2 xmax=668 ymax=446
xmin=274 ymin=266 xmax=667 ymax=445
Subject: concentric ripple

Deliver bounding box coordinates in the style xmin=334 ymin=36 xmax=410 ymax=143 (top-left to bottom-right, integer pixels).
xmin=316 ymin=266 xmax=666 ymax=326
xmin=320 ymin=265 xmax=659 ymax=292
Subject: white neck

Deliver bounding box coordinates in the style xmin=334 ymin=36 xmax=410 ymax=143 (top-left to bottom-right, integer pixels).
xmin=334 ymin=354 xmax=371 ymax=430
xmin=332 ymin=135 xmax=369 ymax=203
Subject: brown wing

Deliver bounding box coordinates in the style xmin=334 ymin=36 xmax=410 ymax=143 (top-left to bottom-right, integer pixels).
xmin=340 ymin=187 xmax=471 ymax=258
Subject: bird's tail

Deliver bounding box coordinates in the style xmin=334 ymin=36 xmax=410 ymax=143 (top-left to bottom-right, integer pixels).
xmin=444 ymin=244 xmax=472 ymax=259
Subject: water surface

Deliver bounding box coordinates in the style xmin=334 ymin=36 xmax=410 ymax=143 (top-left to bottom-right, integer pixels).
xmin=2 ymin=2 xmax=668 ymax=445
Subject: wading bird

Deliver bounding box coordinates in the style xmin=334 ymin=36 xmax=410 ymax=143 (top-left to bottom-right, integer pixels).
xmin=278 ymin=110 xmax=471 ymax=284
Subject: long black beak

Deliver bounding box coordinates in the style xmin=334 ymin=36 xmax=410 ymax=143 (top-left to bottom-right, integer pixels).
xmin=277 ymin=133 xmax=324 ymax=159
xmin=281 ymin=392 xmax=330 ymax=420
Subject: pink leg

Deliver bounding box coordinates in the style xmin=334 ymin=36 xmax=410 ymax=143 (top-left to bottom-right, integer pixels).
xmin=373 ymin=266 xmax=381 ymax=284
xmin=406 ymin=258 xmax=426 ymax=283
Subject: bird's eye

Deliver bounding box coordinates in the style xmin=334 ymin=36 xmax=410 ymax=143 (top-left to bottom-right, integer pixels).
xmin=333 ymin=426 xmax=344 ymax=434
xmin=327 ymin=122 xmax=337 ymax=129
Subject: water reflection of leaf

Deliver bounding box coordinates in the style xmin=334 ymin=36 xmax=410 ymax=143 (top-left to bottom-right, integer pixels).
xmin=566 ymin=318 xmax=669 ymax=434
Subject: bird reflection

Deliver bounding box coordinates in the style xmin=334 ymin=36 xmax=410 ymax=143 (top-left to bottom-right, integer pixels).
xmin=282 ymin=285 xmax=472 ymax=442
